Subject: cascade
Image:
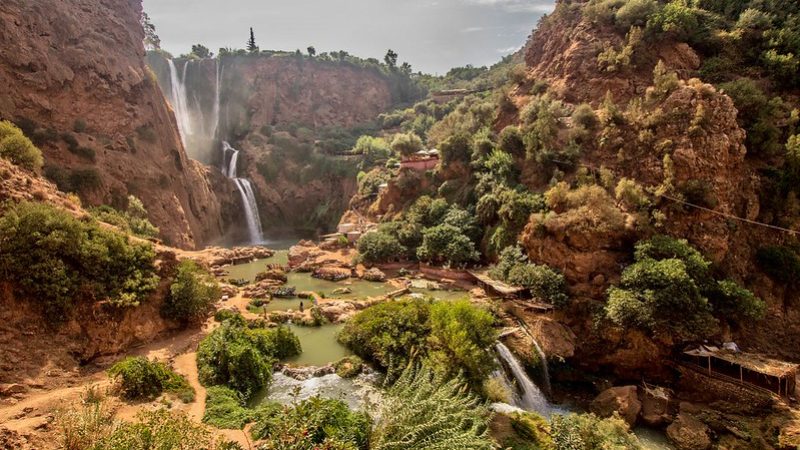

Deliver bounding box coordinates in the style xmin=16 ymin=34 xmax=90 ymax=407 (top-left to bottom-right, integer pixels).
xmin=531 ymin=337 xmax=552 ymax=396
xmin=494 ymin=342 xmax=553 ymax=416
xmin=222 ymin=141 xmax=264 ymax=243
xmin=167 ymin=59 xmax=192 ymax=143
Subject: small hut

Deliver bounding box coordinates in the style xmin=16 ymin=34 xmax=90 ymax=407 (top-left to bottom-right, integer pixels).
xmin=682 ymin=345 xmax=798 ymax=397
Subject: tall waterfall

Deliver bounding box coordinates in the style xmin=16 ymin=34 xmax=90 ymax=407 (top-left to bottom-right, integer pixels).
xmin=165 ymin=59 xmax=222 ymax=163
xmin=222 ymin=141 xmax=264 ymax=244
xmin=495 ymin=342 xmax=553 ymax=416
xmin=167 ymin=60 xmax=193 ymax=143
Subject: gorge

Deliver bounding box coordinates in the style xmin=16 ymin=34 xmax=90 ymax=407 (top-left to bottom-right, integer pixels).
xmin=1 ymin=0 xmax=800 ymax=449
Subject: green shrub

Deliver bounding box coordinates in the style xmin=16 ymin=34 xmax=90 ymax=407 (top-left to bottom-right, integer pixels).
xmin=251 ymin=397 xmax=371 ymax=449
xmin=510 ymin=412 xmax=555 ymax=450
xmin=615 ymin=0 xmax=660 ymax=29
xmin=73 ymin=119 xmax=88 ymax=133
xmin=371 ymin=363 xmax=493 ymax=450
xmin=333 ymin=356 xmax=364 ymax=378
xmin=0 ymin=120 xmax=44 ymax=171
xmin=571 ymin=103 xmax=598 ymax=130
xmin=550 ymin=412 xmax=643 ymax=449
xmin=89 ymin=195 xmax=159 ymax=239
xmin=162 ymin=260 xmax=221 ymax=324
xmin=491 ymin=246 xmax=570 ymax=308
xmin=197 ymin=317 xmax=300 ymax=400
xmin=0 ymin=202 xmax=159 ymax=320
xmin=68 ymin=168 xmax=103 ymax=193
xmin=339 ymin=298 xmax=496 ymax=384
xmin=108 ymin=357 xmax=194 ymax=402
xmin=96 ymin=409 xmax=234 ymax=449
xmin=606 ymin=236 xmax=764 ymax=341
xmin=416 ymin=224 xmax=480 ymax=266
xmin=390 ymin=132 xmax=424 ymax=157
xmin=357 ymin=168 xmax=391 ymax=196
xmin=357 ymin=230 xmax=406 ymax=264
xmin=756 ymin=245 xmax=800 ymax=285
xmin=203 ymin=386 xmax=265 ymax=429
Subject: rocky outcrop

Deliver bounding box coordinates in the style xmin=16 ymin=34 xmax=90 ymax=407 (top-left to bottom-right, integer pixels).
xmin=590 ymin=385 xmax=642 ymax=426
xmin=0 ymin=0 xmax=230 ymax=248
xmin=666 ymin=413 xmax=712 ymax=450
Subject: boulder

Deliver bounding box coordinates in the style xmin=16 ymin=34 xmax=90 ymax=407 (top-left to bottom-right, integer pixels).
xmin=666 ymin=413 xmax=711 ymax=450
xmin=0 ymin=384 xmax=27 ymax=396
xmin=363 ymin=267 xmax=386 ymax=282
xmin=256 ymin=265 xmax=288 ymax=283
xmin=529 ymin=317 xmax=577 ymax=359
xmin=590 ymin=386 xmax=641 ymax=426
xmin=313 ymin=267 xmax=351 ymax=282
xmin=639 ymin=385 xmax=673 ymax=426
xmin=332 ymin=287 xmax=352 ymax=295
xmin=288 ymin=240 xmax=321 ymax=268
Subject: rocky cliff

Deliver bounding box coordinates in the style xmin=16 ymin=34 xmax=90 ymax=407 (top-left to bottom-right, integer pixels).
xmin=147 ymin=54 xmax=397 ymax=235
xmin=0 ymin=0 xmax=230 ymax=249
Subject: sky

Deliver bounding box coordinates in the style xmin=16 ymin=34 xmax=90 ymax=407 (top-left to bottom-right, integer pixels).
xmin=142 ymin=0 xmax=556 ymax=75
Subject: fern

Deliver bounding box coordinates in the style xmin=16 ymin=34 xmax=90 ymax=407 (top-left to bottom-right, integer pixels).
xmin=372 ymin=363 xmax=494 ymax=450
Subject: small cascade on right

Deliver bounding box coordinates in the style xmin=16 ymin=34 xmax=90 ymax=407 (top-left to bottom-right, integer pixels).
xmin=494 ymin=342 xmax=553 ymax=416
xmin=530 ymin=337 xmax=552 ymax=397
xmin=222 ymin=141 xmax=264 ymax=244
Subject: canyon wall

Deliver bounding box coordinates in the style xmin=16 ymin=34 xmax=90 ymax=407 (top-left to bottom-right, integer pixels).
xmin=0 ymin=0 xmax=231 ymax=249
xmin=148 ymin=54 xmax=397 ymax=235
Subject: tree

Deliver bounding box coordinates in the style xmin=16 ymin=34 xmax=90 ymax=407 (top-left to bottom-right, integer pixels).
xmin=162 ymin=260 xmax=221 ymax=324
xmin=390 ymin=132 xmax=423 ymax=157
xmin=140 ymin=12 xmax=161 ymax=50
xmin=246 ymin=27 xmax=258 ymax=53
xmin=191 ymin=44 xmax=212 ymax=58
xmin=384 ymin=49 xmax=398 ymax=68
xmin=357 ymin=231 xmax=406 ymax=264
xmin=307 ymin=46 xmax=316 ymax=57
xmin=416 ymin=224 xmax=480 ymax=266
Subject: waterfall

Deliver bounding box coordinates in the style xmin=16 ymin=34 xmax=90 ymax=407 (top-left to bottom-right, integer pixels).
xmin=167 ymin=59 xmax=192 ymax=143
xmin=495 ymin=342 xmax=552 ymax=416
xmin=211 ymin=61 xmax=222 ymax=140
xmin=222 ymin=141 xmax=264 ymax=244
xmin=531 ymin=337 xmax=552 ymax=396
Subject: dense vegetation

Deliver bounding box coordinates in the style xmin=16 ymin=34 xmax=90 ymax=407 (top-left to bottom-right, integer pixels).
xmin=371 ymin=363 xmax=493 ymax=450
xmin=0 ymin=120 xmax=44 ymax=171
xmin=490 ymin=246 xmax=570 ymax=307
xmin=605 ymin=235 xmax=764 ymax=341
xmin=197 ymin=315 xmax=301 ymax=400
xmin=0 ymin=202 xmax=159 ymax=319
xmin=162 ymin=260 xmax=221 ymax=324
xmin=251 ymin=397 xmax=371 ymax=449
xmin=89 ymin=196 xmax=159 ymax=239
xmin=338 ymin=298 xmax=496 ymax=384
xmin=550 ymin=413 xmax=643 ymax=449
xmin=108 ymin=357 xmax=194 ymax=402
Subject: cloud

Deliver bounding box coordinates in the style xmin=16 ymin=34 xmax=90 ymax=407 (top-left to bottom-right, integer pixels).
xmin=461 ymin=26 xmax=486 ymax=33
xmin=465 ymin=0 xmax=555 ymax=13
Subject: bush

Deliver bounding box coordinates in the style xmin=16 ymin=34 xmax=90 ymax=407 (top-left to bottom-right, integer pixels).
xmin=203 ymin=386 xmax=266 ymax=429
xmin=357 ymin=230 xmax=406 ymax=264
xmin=491 ymin=246 xmax=570 ymax=308
xmin=571 ymin=103 xmax=598 ymax=130
xmin=0 ymin=202 xmax=159 ymax=320
xmin=108 ymin=357 xmax=194 ymax=402
xmin=338 ymin=298 xmax=497 ymax=384
xmin=615 ymin=0 xmax=660 ymax=29
xmin=498 ymin=125 xmax=526 ymax=158
xmin=90 ymin=195 xmax=159 ymax=239
xmin=333 ymin=355 xmax=364 ymax=378
xmin=510 ymin=412 xmax=555 ymax=450
xmin=197 ymin=318 xmax=300 ymax=400
xmin=550 ymin=412 xmax=643 ymax=449
xmin=390 ymin=132 xmax=424 ymax=157
xmin=162 ymin=260 xmax=220 ymax=324
xmin=416 ymin=224 xmax=480 ymax=266
xmin=251 ymin=397 xmax=371 ymax=450
xmin=97 ymin=409 xmax=234 ymax=449
xmin=606 ymin=236 xmax=764 ymax=340
xmin=357 ymin=168 xmax=391 ymax=196
xmin=0 ymin=120 xmax=44 ymax=171
xmin=371 ymin=363 xmax=493 ymax=450
xmin=756 ymin=245 xmax=800 ymax=285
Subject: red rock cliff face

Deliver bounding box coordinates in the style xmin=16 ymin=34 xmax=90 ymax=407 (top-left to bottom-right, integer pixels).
xmin=0 ymin=0 xmax=229 ymax=249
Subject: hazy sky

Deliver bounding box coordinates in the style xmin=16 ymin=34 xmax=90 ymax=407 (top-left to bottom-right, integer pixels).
xmin=142 ymin=0 xmax=556 ymax=74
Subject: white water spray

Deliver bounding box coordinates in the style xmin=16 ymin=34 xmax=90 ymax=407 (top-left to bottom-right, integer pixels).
xmin=222 ymin=141 xmax=263 ymax=244
xmin=167 ymin=60 xmax=192 ymax=143
xmin=495 ymin=342 xmax=553 ymax=416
